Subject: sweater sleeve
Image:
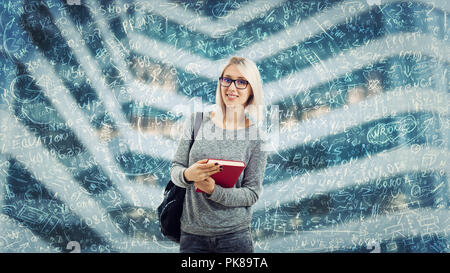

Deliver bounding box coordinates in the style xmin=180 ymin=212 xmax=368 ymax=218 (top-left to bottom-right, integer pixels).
xmin=206 ymin=140 xmax=268 ymax=207
xmin=170 ymin=113 xmax=195 ymax=188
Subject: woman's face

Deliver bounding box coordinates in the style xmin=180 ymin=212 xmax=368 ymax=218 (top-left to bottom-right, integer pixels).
xmin=220 ymin=64 xmax=253 ymax=109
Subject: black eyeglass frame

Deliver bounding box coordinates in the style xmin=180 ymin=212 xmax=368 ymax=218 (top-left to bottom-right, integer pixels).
xmin=219 ymin=77 xmax=249 ymax=89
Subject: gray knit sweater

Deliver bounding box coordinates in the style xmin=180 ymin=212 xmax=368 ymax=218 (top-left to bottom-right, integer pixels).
xmin=170 ymin=111 xmax=268 ymax=236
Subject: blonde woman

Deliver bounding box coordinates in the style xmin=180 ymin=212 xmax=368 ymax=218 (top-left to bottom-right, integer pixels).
xmin=170 ymin=56 xmax=268 ymax=253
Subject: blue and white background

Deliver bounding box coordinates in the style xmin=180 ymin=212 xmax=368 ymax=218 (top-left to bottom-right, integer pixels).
xmin=0 ymin=0 xmax=448 ymax=253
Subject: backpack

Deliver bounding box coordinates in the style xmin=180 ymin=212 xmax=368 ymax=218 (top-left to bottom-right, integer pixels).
xmin=157 ymin=112 xmax=203 ymax=243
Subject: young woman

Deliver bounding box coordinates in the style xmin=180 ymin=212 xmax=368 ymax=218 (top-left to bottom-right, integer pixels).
xmin=170 ymin=56 xmax=268 ymax=253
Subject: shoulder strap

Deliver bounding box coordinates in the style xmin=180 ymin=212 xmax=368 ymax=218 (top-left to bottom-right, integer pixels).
xmin=190 ymin=112 xmax=203 ymax=147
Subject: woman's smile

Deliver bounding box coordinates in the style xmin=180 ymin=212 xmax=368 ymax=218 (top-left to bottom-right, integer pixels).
xmin=225 ymin=93 xmax=239 ymax=100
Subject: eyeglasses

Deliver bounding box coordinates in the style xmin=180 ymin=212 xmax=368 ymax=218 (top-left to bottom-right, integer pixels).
xmin=219 ymin=77 xmax=249 ymax=89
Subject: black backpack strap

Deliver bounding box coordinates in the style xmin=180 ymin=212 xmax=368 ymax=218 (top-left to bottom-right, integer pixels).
xmin=191 ymin=112 xmax=203 ymax=144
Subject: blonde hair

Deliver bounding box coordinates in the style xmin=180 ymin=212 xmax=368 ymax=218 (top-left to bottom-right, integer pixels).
xmin=215 ymin=56 xmax=264 ymax=127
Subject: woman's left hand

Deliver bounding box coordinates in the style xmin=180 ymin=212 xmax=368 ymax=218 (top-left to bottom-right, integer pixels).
xmin=194 ymin=177 xmax=215 ymax=195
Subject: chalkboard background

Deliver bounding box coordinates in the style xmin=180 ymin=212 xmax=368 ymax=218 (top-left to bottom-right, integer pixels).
xmin=0 ymin=0 xmax=448 ymax=253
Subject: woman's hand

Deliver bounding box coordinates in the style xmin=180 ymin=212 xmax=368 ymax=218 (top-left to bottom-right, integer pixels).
xmin=184 ymin=159 xmax=222 ymax=182
xmin=194 ymin=177 xmax=215 ymax=195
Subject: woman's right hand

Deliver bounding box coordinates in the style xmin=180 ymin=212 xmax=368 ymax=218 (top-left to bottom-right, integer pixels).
xmin=184 ymin=159 xmax=222 ymax=182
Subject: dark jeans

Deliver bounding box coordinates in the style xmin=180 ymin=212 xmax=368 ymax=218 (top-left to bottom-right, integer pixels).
xmin=180 ymin=228 xmax=254 ymax=253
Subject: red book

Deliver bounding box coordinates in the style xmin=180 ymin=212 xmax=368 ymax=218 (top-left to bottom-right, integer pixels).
xmin=196 ymin=159 xmax=246 ymax=193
